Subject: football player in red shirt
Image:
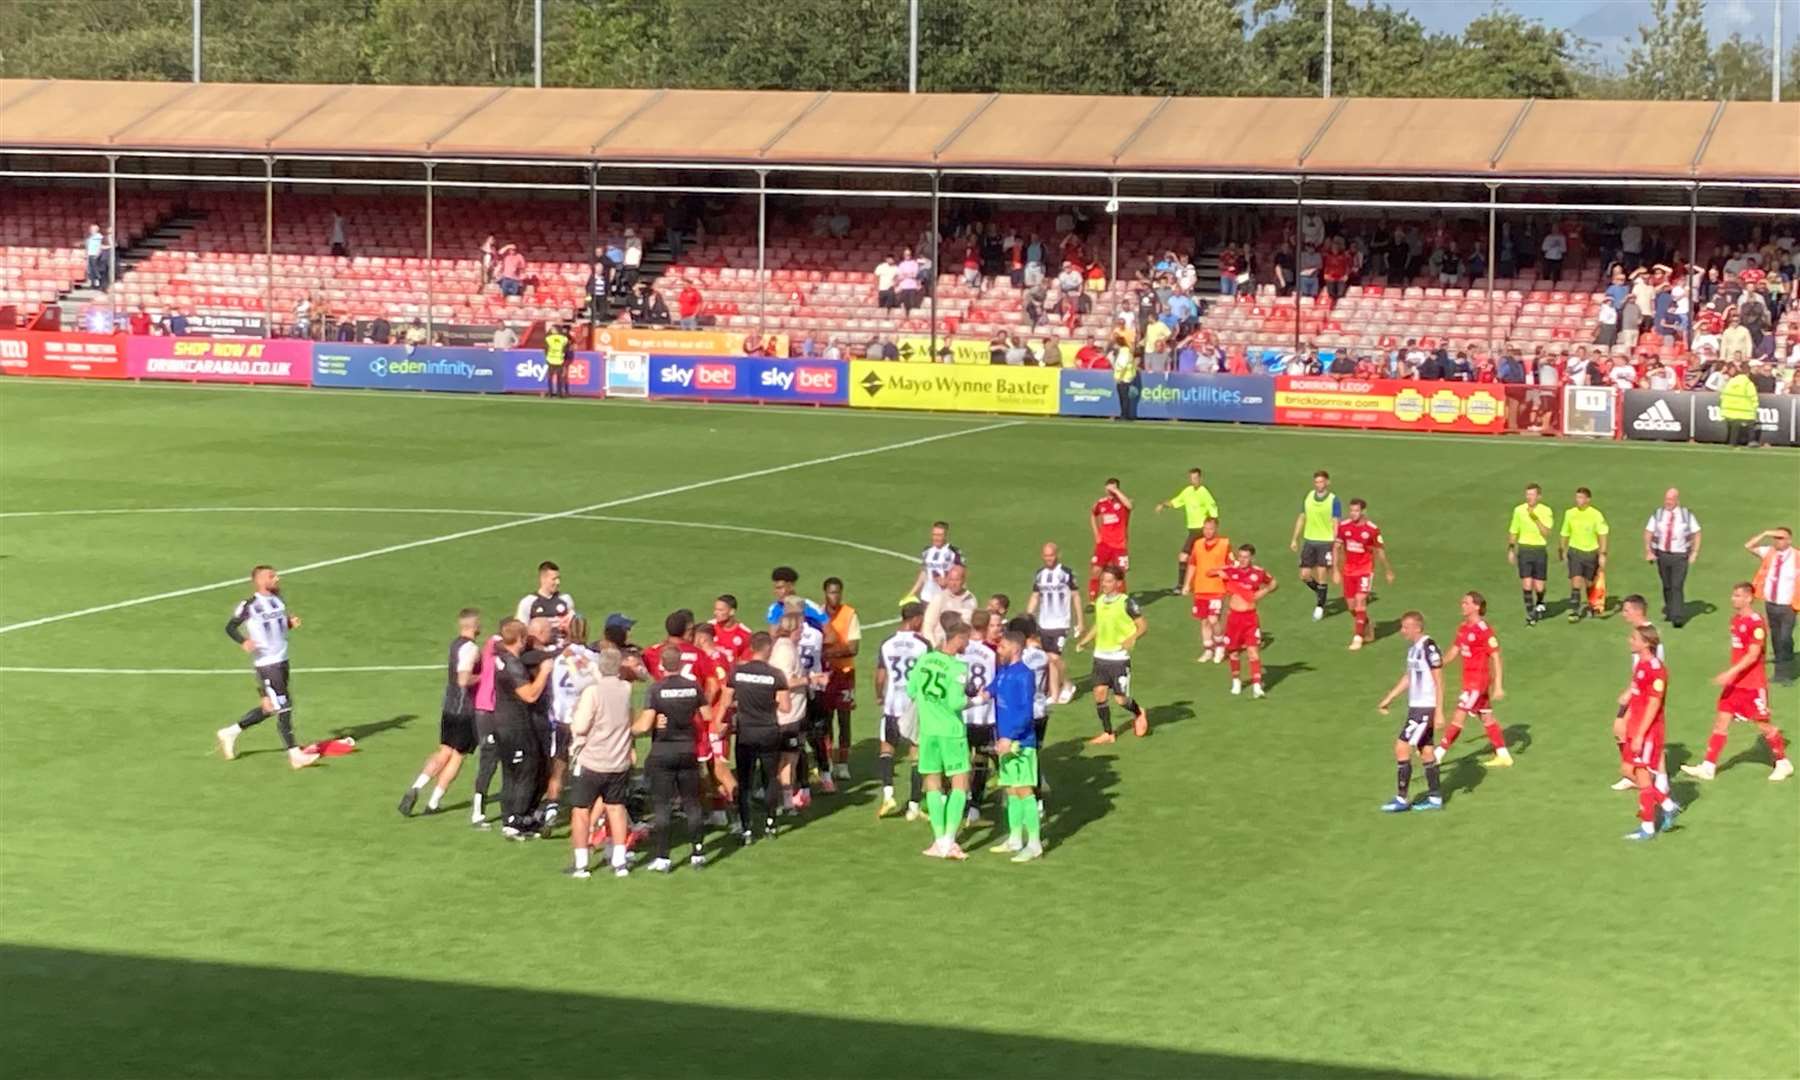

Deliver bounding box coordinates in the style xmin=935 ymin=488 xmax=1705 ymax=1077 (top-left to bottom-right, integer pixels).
xmin=1433 ymin=592 xmax=1514 ymax=767
xmin=1681 ymin=582 xmax=1792 ymax=782
xmin=1215 ymin=544 xmax=1278 ymax=698
xmin=1620 ymin=624 xmax=1678 ymax=840
xmin=642 ymin=610 xmax=718 ymax=771
xmin=710 ymin=594 xmax=754 ymax=663
xmin=692 ymin=622 xmax=741 ymax=822
xmin=1089 ymin=478 xmax=1133 ymax=600
xmin=1332 ymin=498 xmax=1395 ymax=650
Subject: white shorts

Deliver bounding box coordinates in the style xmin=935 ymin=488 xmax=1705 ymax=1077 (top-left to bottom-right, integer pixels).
xmin=879 ymin=700 xmax=919 ymax=745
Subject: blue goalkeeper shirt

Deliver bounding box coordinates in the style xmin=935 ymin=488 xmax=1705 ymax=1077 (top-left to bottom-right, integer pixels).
xmin=991 ymin=661 xmax=1037 ymax=747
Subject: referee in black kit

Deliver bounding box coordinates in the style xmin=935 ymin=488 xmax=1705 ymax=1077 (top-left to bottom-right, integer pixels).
xmin=1643 ymin=488 xmax=1700 ymax=629
xmin=492 ymin=618 xmax=552 ymax=839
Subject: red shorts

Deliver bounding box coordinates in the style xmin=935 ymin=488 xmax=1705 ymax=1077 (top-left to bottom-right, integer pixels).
xmin=693 ymin=721 xmax=713 ymax=763
xmin=1343 ymin=572 xmax=1372 ymax=600
xmin=1718 ymin=685 xmax=1770 ymax=723
xmin=819 ymin=670 xmax=856 ymax=712
xmin=1627 ymin=721 xmax=1665 ymax=771
xmin=1223 ymin=609 xmax=1261 ymax=651
xmin=1192 ymin=595 xmax=1224 ymax=620
xmin=1091 ymin=543 xmax=1129 ymax=572
xmin=709 ymin=733 xmax=731 ymax=764
xmin=1456 ymin=686 xmax=1491 ymax=714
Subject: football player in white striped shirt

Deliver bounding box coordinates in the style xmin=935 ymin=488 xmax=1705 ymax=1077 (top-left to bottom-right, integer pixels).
xmin=1026 ymin=542 xmax=1083 ymax=704
xmin=959 ymin=610 xmax=1000 ymax=828
xmin=216 ymin=565 xmax=318 ymax=769
xmin=874 ymin=602 xmax=933 ymax=819
xmin=906 ymin=521 xmax=965 ymax=604
xmin=1375 ymin=611 xmax=1445 ymax=812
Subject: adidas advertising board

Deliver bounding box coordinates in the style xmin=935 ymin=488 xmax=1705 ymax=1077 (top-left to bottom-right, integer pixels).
xmin=1622 ymin=390 xmax=1799 ymax=446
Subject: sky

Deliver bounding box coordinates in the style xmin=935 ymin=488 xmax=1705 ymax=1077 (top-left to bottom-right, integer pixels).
xmin=1387 ymin=0 xmax=1799 ymax=66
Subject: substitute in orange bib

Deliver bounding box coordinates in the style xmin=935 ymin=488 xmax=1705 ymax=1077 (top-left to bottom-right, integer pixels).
xmin=1183 ymin=518 xmax=1233 ymax=664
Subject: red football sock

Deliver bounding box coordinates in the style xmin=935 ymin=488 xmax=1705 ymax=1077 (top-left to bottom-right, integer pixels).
xmin=1354 ymin=610 xmax=1369 ymax=638
xmin=1441 ymin=722 xmax=1464 ymax=748
xmin=1088 ymin=573 xmax=1100 ymax=600
xmin=1482 ymin=720 xmax=1506 ymax=750
xmin=1637 ymin=786 xmax=1659 ymax=824
xmin=1228 ymin=655 xmax=1241 ymax=678
xmin=1705 ymin=731 xmax=1727 ymax=765
xmin=1249 ymin=658 xmax=1263 ymax=683
xmin=1766 ymin=729 xmax=1787 ymax=761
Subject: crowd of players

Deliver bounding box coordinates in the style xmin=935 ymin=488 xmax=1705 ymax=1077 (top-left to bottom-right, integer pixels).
xmin=214 ymin=466 xmax=1794 ymax=864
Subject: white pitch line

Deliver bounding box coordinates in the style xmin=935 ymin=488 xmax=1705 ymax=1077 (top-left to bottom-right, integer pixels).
xmin=0 ymin=664 xmax=440 ymax=676
xmin=0 ymin=420 xmax=1019 ymax=636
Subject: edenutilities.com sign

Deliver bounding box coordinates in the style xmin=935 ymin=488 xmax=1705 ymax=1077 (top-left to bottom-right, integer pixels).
xmin=1058 ymin=372 xmax=1275 ymax=423
xmin=647 ymin=356 xmax=847 ymax=404
xmin=1273 ymin=376 xmax=1505 ymax=434
xmin=312 ymin=345 xmax=503 ymax=393
xmin=850 ymin=360 xmax=1060 ymax=414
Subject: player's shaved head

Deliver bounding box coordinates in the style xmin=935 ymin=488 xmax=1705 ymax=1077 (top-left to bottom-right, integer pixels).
xmin=1399 ymin=611 xmax=1424 ymax=637
xmin=458 ymin=607 xmax=480 ymax=622
xmin=499 ymin=617 xmax=527 ymax=645
xmin=749 ymin=631 xmax=773 ymax=657
xmin=999 ymin=631 xmax=1025 ymax=661
xmin=945 ymin=563 xmax=967 ymax=590
xmin=1041 ymin=542 xmax=1059 ymax=564
xmin=970 ymin=610 xmax=992 ymax=632
xmin=526 ymin=616 xmax=552 ymax=645
xmin=658 ymin=644 xmax=684 ymax=674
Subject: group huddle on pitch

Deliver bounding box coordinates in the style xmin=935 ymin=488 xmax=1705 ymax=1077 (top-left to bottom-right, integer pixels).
xmin=214 ymin=467 xmax=1795 ymax=868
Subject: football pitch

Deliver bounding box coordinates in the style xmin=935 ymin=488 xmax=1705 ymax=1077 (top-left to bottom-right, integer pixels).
xmin=1 ymin=378 xmax=1795 ymax=1079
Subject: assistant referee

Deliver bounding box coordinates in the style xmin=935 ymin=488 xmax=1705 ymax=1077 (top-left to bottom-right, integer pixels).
xmin=1506 ymin=483 xmax=1554 ymax=626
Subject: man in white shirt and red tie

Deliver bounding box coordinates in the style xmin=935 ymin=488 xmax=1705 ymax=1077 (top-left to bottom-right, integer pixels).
xmin=1643 ymin=488 xmax=1700 ymax=629
xmin=1746 ymin=527 xmax=1797 ymax=684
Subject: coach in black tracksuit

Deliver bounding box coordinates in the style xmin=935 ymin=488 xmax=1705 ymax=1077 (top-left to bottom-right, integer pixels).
xmin=493 ymin=620 xmax=551 ymax=838
xmin=638 ymin=646 xmax=708 ymax=869
xmin=730 ymin=632 xmax=792 ymax=839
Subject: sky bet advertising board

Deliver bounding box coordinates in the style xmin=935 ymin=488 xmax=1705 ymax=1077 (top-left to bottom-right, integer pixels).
xmin=498 ymin=349 xmax=605 ymax=396
xmin=647 ymin=356 xmax=848 ymax=404
xmin=312 ymin=345 xmax=504 ymax=393
xmin=1057 ymin=372 xmax=1276 ymax=423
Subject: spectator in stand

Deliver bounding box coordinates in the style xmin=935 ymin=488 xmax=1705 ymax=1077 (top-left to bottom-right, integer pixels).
xmin=163 ymin=308 xmax=190 ymax=337
xmin=1084 ymin=261 xmax=1107 ymax=296
xmin=1039 ymin=336 xmax=1062 ymax=368
xmin=1540 ymin=226 xmax=1567 ymax=284
xmin=329 ymin=211 xmax=349 ymax=258
xmin=83 ymin=224 xmax=104 ymax=288
xmin=1594 ymin=295 xmax=1620 ymax=347
xmin=1024 ymin=278 xmax=1050 ymax=330
xmin=677 ymin=279 xmax=703 ymax=331
xmin=1466 ymin=242 xmax=1487 ymax=287
xmin=1004 ymin=336 xmax=1030 ymax=366
xmin=1142 ymin=317 xmax=1172 ymax=375
xmin=1075 ymin=337 xmax=1108 ymax=370
xmin=1168 ymin=290 xmax=1198 ymax=335
xmin=496 ymin=244 xmax=527 ymax=298
xmin=1497 ymin=350 xmax=1525 ymax=384
xmin=1737 ymin=271 xmax=1772 ymax=347
xmin=1176 ymin=253 xmax=1198 ymax=295
xmin=492 ymin=323 xmax=520 ymax=350
xmin=622 ymin=230 xmax=643 ymax=292
xmin=1566 ymin=348 xmax=1593 ymax=386
xmin=961 ymin=243 xmax=982 ymax=289
xmin=630 ymin=281 xmax=670 ymax=325
xmin=1647 ymin=357 xmax=1677 ymax=390
xmin=480 ymin=235 xmax=497 ymax=285
xmin=585 ymin=249 xmax=613 ymax=322
xmin=1218 ymin=244 xmax=1243 ymax=298
xmin=1629 ymin=269 xmax=1656 ymax=330
xmin=872 ymin=255 xmax=898 ymax=312
xmin=1608 ymin=356 xmax=1639 ymax=391
xmin=1327 ymin=351 xmax=1357 ymax=377
xmin=1618 ymin=294 xmax=1641 ymax=352
xmin=896 ymin=248 xmax=922 ymax=314
xmin=1605 ymin=266 xmax=1630 ymax=309
xmin=1056 ymin=261 xmax=1083 ymax=309
xmin=1416 ymin=348 xmax=1445 ymax=381
xmin=1434 ymin=243 xmax=1461 ymax=288
xmin=1322 ymin=239 xmax=1351 ymax=302
xmin=1024 ymin=234 xmax=1045 ymax=288
xmin=1273 ymin=247 xmax=1294 ymax=297
xmin=404 ymin=318 xmax=428 ymax=347
xmin=1535 ymin=349 xmax=1561 ymax=387
xmin=1298 ymin=244 xmax=1323 ymax=298
xmin=293 ymin=295 xmax=312 ymax=340
xmin=1448 ymin=351 xmax=1473 ymax=381
xmin=824 ymin=337 xmax=845 ymax=361
xmin=334 ymin=317 xmax=356 ymax=343
xmin=877 ymin=335 xmax=899 ymax=361
xmin=1719 ymin=311 xmax=1752 ymax=365
xmin=127 ymin=306 xmax=151 ymax=336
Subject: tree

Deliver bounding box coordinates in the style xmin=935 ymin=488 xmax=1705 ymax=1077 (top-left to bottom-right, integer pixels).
xmin=1436 ymin=13 xmax=1582 ymax=99
xmin=1711 ymin=32 xmax=1772 ymax=102
xmin=1624 ymin=0 xmax=1714 ymax=100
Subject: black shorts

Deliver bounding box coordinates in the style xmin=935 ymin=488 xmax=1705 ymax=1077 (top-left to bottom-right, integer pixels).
xmin=568 ymin=765 xmax=631 ymax=809
xmin=1516 ymin=546 xmax=1549 ymax=581
xmin=439 ymin=711 xmax=477 ymax=754
xmin=778 ymin=722 xmax=805 ymax=752
xmin=805 ymin=698 xmax=833 ymax=735
xmin=254 ymin=662 xmax=291 ymax=709
xmin=1567 ymin=549 xmax=1600 ymax=581
xmin=541 ymin=722 xmax=572 ymax=763
xmin=736 ymin=727 xmax=782 ymax=756
xmin=1398 ymin=707 xmax=1436 ymax=749
xmin=1039 ymin=629 xmax=1068 ymax=655
xmin=1032 ymin=715 xmax=1049 ymax=746
xmin=1092 ymin=657 xmax=1132 ymax=697
xmin=965 ymin=724 xmax=997 ymax=753
xmin=1299 ymin=540 xmax=1334 ymax=569
xmin=1184 ymin=528 xmax=1206 ymax=553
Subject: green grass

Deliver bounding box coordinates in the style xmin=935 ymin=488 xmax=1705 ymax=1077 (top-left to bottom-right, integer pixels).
xmin=2 ymin=378 xmax=1796 ymax=1079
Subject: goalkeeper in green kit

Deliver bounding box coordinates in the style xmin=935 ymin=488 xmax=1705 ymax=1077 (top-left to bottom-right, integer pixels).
xmin=907 ymin=617 xmax=975 ymax=860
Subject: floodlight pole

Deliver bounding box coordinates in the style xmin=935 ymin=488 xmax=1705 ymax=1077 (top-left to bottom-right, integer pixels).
xmin=1486 ymin=183 xmax=1497 ymax=355
xmin=263 ymin=156 xmax=274 ymax=333
xmin=534 ymin=0 xmax=544 ymax=89
xmin=192 ymin=0 xmax=202 ymax=83
xmin=106 ymin=154 xmax=117 ymax=325
xmin=929 ymin=170 xmax=940 ymax=358
xmin=908 ymin=0 xmax=919 ymax=94
xmin=1293 ymin=177 xmax=1304 ymax=357
xmin=424 ymin=161 xmax=435 ymax=339
xmin=756 ymin=169 xmax=768 ymax=339
xmin=1108 ymin=174 xmax=1120 ymax=291
xmin=1322 ymin=0 xmax=1333 ymax=98
xmin=587 ymin=163 xmax=598 ymax=333
xmin=1687 ymin=182 xmax=1698 ymax=349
